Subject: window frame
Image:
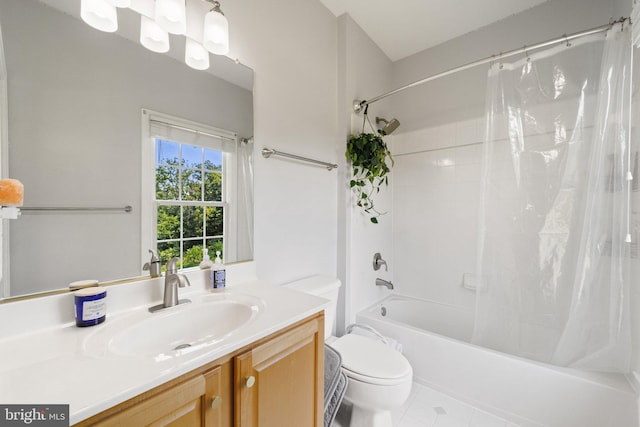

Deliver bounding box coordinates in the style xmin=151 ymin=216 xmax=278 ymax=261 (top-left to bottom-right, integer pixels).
xmin=141 ymin=109 xmax=238 ymax=271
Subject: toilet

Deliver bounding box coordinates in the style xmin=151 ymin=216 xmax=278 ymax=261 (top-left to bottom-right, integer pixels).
xmin=285 ymin=276 xmax=413 ymax=427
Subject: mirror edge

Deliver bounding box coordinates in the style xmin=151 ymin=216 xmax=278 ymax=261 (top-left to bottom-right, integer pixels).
xmin=0 ymin=259 xmax=254 ymax=304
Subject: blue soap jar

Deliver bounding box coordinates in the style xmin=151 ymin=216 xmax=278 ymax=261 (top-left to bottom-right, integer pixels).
xmin=74 ymin=287 xmax=107 ymax=327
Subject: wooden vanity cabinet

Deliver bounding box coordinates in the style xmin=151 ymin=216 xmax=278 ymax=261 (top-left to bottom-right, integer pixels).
xmin=235 ymin=318 xmax=324 ymax=427
xmin=83 ymin=372 xmax=209 ymax=427
xmin=75 ymin=313 xmax=323 ymax=427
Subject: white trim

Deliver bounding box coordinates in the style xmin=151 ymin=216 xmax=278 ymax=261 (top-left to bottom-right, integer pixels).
xmin=151 ymin=200 xmax=226 ymax=207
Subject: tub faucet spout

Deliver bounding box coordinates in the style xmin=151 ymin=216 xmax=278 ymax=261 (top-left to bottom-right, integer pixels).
xmin=376 ymin=278 xmax=393 ymax=290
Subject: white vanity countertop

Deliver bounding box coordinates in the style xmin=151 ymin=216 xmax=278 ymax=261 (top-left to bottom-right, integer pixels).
xmin=0 ymin=266 xmax=328 ymax=425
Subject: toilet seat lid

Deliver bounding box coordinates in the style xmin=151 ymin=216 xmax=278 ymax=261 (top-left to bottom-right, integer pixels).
xmin=331 ymin=334 xmax=411 ymax=381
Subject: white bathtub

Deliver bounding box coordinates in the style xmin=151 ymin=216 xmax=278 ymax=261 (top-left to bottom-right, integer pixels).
xmin=356 ymin=294 xmax=638 ymax=427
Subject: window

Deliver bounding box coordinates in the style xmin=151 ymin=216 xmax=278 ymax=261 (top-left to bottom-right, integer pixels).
xmin=141 ymin=110 xmax=237 ymax=269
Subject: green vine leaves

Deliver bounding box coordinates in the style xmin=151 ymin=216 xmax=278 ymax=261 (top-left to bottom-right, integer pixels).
xmin=345 ymin=131 xmax=394 ymax=224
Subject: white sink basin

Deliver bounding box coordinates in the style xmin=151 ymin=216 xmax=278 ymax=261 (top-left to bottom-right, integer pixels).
xmin=83 ymin=293 xmax=263 ymax=360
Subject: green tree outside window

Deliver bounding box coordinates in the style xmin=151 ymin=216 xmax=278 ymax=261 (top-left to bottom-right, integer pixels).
xmin=155 ymin=139 xmax=224 ymax=268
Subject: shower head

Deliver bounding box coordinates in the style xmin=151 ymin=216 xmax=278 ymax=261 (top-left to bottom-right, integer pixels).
xmin=376 ymin=117 xmax=400 ymax=135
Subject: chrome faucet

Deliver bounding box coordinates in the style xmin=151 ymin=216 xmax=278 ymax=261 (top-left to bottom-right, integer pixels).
xmin=149 ymin=257 xmax=191 ymax=313
xmin=373 ymin=253 xmax=388 ymax=271
xmin=375 ymin=278 xmax=394 ymax=290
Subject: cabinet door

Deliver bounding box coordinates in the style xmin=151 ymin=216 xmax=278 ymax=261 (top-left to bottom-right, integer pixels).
xmin=235 ymin=316 xmax=324 ymax=427
xmin=91 ymin=375 xmax=206 ymax=427
xmin=204 ymin=363 xmax=233 ymax=427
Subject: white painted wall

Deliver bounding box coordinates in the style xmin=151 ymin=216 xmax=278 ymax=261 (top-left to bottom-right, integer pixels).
xmin=1 ymin=0 xmax=252 ymax=294
xmin=336 ymin=15 xmax=394 ymax=330
xmin=223 ymin=0 xmax=339 ymax=286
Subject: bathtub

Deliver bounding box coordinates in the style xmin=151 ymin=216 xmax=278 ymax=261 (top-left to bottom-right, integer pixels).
xmin=356 ymin=294 xmax=638 ymax=427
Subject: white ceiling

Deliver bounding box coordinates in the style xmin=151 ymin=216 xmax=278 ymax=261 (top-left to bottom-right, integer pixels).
xmin=319 ymin=0 xmax=552 ymax=61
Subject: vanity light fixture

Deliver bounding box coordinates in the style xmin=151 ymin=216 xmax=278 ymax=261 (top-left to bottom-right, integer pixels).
xmin=140 ymin=15 xmax=170 ymax=53
xmin=203 ymin=0 xmax=229 ymax=55
xmin=155 ymin=0 xmax=187 ymax=35
xmin=81 ymin=0 xmax=118 ymax=33
xmin=80 ymin=0 xmax=232 ymax=70
xmin=185 ymin=38 xmax=210 ymax=70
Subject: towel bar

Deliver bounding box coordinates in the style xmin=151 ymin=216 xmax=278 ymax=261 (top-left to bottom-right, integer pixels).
xmin=262 ymin=148 xmax=337 ymax=171
xmin=21 ymin=206 xmax=133 ymax=213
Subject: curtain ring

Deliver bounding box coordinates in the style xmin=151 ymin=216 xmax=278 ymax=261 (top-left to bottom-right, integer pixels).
xmin=524 ymin=45 xmax=530 ymax=62
xmin=563 ymin=34 xmax=571 ymax=47
xmin=495 ymin=52 xmax=504 ymax=69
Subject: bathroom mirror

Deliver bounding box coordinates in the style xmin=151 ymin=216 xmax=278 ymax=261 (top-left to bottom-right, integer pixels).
xmin=0 ymin=0 xmax=254 ymax=299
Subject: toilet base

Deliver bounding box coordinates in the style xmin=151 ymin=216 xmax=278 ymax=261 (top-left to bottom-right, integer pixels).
xmin=334 ymin=399 xmax=395 ymax=427
xmin=349 ymin=403 xmax=393 ymax=427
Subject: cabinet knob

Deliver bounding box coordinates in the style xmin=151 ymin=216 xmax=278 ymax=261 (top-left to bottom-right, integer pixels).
xmin=245 ymin=375 xmax=256 ymax=388
xmin=210 ymin=395 xmax=223 ymax=410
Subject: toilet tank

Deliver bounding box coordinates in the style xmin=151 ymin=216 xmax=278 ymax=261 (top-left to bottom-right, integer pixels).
xmin=284 ymin=275 xmax=341 ymax=338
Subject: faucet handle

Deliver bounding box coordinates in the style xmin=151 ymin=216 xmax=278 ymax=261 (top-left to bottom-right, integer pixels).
xmin=373 ymin=253 xmax=388 ymax=271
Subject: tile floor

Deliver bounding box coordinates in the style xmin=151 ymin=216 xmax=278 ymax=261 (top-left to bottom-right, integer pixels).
xmin=393 ymin=382 xmax=520 ymax=427
xmin=333 ymin=381 xmax=521 ymax=427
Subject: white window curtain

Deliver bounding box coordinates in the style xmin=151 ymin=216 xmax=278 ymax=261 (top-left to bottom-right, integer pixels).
xmin=149 ymin=119 xmax=237 ymax=153
xmin=473 ymin=23 xmax=634 ymax=372
xmin=237 ymin=137 xmax=253 ymax=259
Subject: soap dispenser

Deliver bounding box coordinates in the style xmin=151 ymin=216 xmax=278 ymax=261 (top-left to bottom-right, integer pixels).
xmin=210 ymin=251 xmax=226 ymax=289
xmin=199 ymin=248 xmax=214 ymax=269
xmin=142 ymin=250 xmax=162 ymax=278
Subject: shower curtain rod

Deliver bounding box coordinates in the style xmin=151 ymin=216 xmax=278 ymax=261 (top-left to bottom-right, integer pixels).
xmin=353 ymin=17 xmax=628 ymax=113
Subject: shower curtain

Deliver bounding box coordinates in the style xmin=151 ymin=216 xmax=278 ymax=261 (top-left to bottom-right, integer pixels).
xmin=473 ymin=22 xmax=634 ymax=371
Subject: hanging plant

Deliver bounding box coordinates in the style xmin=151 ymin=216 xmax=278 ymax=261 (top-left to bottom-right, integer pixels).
xmin=345 ymin=112 xmax=394 ymax=224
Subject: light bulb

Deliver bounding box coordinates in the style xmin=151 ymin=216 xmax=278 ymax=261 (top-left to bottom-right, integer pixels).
xmin=140 ymin=16 xmax=170 ymax=53
xmin=81 ymin=0 xmax=118 ymax=33
xmin=203 ymin=8 xmax=229 ymax=55
xmin=155 ymin=0 xmax=187 ymax=35
xmin=185 ymin=39 xmax=210 ymax=70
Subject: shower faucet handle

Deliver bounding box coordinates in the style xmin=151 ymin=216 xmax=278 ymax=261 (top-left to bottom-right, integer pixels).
xmin=373 ymin=252 xmax=388 ymax=271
